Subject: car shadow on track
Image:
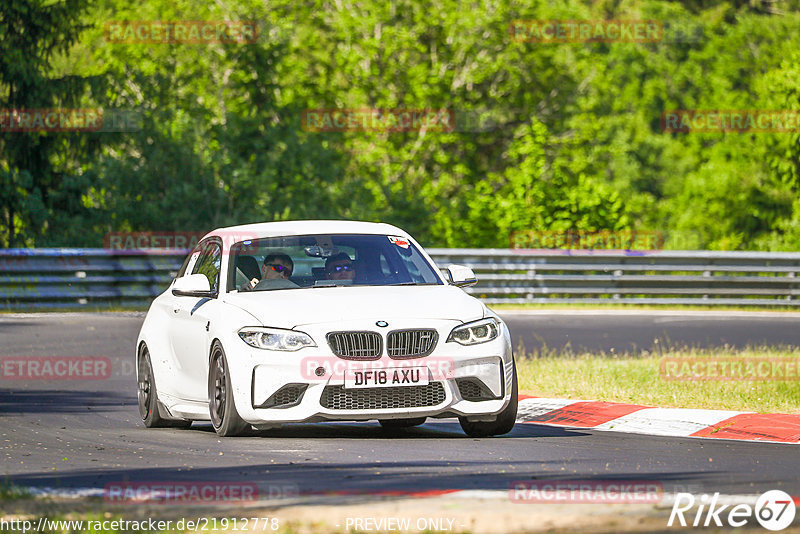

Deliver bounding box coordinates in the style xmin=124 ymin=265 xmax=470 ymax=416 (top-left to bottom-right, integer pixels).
xmin=184 ymin=421 xmax=584 ymax=440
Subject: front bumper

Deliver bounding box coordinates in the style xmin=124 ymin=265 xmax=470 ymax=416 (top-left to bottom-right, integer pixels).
xmin=228 ymin=321 xmax=514 ymax=425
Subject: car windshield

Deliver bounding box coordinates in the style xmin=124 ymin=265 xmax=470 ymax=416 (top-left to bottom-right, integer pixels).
xmin=227 ymin=233 xmax=443 ymax=292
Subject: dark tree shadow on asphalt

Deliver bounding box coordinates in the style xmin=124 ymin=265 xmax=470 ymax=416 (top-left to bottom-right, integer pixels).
xmin=6 ymin=416 xmax=783 ymax=502
xmin=0 ymin=389 xmax=134 ymax=414
xmin=9 ymin=460 xmax=714 ymax=500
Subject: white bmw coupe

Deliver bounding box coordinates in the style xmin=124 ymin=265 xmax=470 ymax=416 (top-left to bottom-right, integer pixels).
xmin=136 ymin=220 xmax=517 ymax=437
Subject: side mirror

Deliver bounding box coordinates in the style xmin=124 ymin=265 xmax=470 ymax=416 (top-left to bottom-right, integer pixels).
xmin=445 ymin=264 xmax=477 ymax=287
xmin=172 ymin=273 xmax=214 ymax=297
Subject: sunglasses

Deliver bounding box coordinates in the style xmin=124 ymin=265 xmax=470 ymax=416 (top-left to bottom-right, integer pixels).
xmin=265 ymin=264 xmax=290 ymax=273
xmin=328 ymin=264 xmax=353 ymax=272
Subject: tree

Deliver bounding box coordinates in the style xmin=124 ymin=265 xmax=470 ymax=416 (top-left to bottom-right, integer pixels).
xmin=0 ymin=0 xmax=102 ymax=247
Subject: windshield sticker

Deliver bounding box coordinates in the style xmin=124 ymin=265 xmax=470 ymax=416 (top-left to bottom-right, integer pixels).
xmin=388 ymin=236 xmax=410 ymax=249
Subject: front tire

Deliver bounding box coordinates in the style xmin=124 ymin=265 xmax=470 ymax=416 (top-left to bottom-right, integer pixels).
xmin=209 ymin=342 xmax=250 ymax=436
xmin=459 ymin=361 xmax=518 ymax=438
xmin=138 ymin=347 xmax=191 ymax=429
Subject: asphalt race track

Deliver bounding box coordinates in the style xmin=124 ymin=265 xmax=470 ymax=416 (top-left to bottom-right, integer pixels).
xmin=1 ymin=311 xmax=799 ymax=500
xmin=502 ymin=310 xmax=800 ymax=354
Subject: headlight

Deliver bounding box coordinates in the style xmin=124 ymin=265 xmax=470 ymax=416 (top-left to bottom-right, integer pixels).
xmin=238 ymin=327 xmax=316 ymax=351
xmin=446 ymin=318 xmax=500 ymax=345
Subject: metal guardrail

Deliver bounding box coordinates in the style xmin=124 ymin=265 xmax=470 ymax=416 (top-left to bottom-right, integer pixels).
xmin=0 ymin=249 xmax=181 ymax=309
xmin=2 ymin=248 xmax=800 ymax=309
xmin=429 ymin=248 xmax=800 ymax=306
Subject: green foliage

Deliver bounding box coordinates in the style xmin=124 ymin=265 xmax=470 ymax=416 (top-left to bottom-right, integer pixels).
xmin=0 ymin=0 xmax=102 ymax=246
xmin=2 ymin=0 xmax=800 ymax=250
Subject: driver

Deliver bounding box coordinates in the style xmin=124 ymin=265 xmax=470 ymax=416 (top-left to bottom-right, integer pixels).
xmin=241 ymin=253 xmax=293 ymax=291
xmin=325 ymin=253 xmax=355 ymax=281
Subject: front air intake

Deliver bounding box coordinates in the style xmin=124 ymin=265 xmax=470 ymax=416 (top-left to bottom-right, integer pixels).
xmin=320 ymin=383 xmax=446 ymax=410
xmin=254 ymin=384 xmax=308 ymax=409
xmin=456 ymin=378 xmax=500 ymax=401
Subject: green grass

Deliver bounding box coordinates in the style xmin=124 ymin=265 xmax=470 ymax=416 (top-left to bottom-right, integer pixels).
xmin=516 ymin=345 xmax=800 ymax=414
xmin=0 ymin=479 xmax=31 ymax=501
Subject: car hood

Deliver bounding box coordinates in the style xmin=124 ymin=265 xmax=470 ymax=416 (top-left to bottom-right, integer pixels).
xmin=224 ymin=285 xmax=485 ymax=328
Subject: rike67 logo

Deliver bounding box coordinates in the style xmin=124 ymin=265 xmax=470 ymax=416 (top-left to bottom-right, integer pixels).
xmin=669 ymin=490 xmax=796 ymax=531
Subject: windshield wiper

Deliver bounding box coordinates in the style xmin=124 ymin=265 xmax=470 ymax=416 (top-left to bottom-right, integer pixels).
xmin=301 ymin=281 xmax=435 ymax=288
xmin=309 ymin=281 xmax=349 ymax=288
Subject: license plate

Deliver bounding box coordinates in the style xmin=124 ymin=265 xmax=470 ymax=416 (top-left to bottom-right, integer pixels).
xmin=343 ymin=367 xmax=429 ymax=389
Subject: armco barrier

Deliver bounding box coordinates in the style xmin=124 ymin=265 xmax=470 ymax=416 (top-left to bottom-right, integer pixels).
xmin=0 ymin=249 xmax=182 ymax=309
xmin=1 ymin=248 xmax=800 ymax=309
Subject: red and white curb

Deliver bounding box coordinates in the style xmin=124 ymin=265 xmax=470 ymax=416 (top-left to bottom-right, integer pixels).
xmin=517 ymin=395 xmax=800 ymax=444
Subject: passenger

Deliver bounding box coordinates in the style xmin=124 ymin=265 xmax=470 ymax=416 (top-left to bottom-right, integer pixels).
xmin=241 ymin=253 xmax=293 ymax=291
xmin=325 ymin=253 xmax=355 ymax=281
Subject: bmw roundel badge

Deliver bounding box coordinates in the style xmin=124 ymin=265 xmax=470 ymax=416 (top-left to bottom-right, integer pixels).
xmin=376 ymin=320 xmax=389 ymax=327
